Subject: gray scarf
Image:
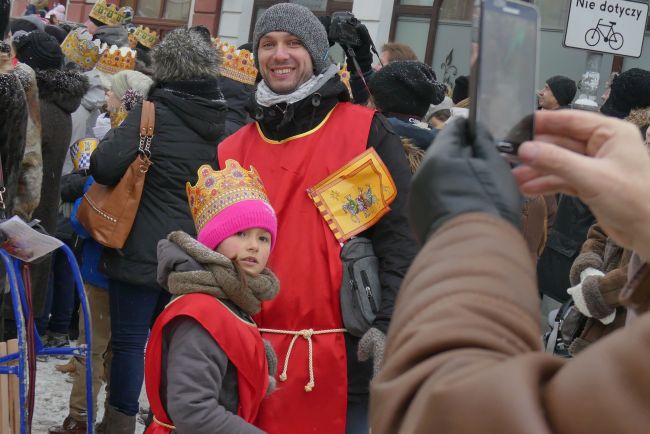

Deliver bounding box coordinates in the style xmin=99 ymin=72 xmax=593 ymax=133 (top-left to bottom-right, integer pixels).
xmin=255 ymin=63 xmax=339 ymax=107
xmin=164 ymin=231 xmax=280 ymax=317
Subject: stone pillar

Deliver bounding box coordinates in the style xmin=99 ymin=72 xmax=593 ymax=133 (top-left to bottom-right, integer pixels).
xmin=191 ymin=0 xmax=222 ymax=35
xmin=352 ymin=0 xmax=394 ymax=50
xmin=217 ymin=0 xmax=254 ymax=47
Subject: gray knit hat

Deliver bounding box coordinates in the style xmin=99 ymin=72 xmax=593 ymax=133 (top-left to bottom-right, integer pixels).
xmin=253 ymin=3 xmax=331 ymax=74
xmin=152 ymin=28 xmax=221 ymax=83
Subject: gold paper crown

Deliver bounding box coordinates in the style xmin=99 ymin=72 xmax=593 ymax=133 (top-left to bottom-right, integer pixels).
xmin=89 ymin=0 xmax=127 ymax=26
xmin=213 ymin=38 xmax=257 ymax=86
xmin=96 ymin=45 xmax=136 ymax=75
xmin=61 ymin=29 xmax=101 ymax=71
xmin=186 ymin=161 xmax=270 ymax=232
xmin=133 ymin=26 xmax=158 ymax=49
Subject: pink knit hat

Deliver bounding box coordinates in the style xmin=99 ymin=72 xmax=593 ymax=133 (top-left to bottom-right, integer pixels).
xmin=187 ymin=162 xmax=277 ymax=251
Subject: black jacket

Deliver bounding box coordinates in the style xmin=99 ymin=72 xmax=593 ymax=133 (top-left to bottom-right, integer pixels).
xmin=385 ymin=114 xmax=438 ymax=151
xmin=219 ymin=76 xmax=254 ymax=137
xmin=90 ymin=80 xmax=227 ymax=288
xmin=248 ymin=76 xmax=419 ymax=394
xmin=538 ymin=194 xmax=595 ymax=301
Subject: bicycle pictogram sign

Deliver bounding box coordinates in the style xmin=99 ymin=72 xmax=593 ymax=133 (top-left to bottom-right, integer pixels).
xmin=584 ymin=18 xmax=624 ymax=50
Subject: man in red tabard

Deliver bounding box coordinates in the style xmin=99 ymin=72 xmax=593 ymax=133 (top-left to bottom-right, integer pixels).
xmin=218 ymin=3 xmax=418 ymax=433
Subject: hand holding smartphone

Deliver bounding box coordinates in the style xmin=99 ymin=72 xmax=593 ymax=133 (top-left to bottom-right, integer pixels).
xmin=469 ymin=0 xmax=540 ymax=156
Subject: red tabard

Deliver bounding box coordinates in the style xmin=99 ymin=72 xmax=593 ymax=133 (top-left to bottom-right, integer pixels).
xmin=144 ymin=293 xmax=269 ymax=434
xmin=218 ymin=102 xmax=376 ymax=434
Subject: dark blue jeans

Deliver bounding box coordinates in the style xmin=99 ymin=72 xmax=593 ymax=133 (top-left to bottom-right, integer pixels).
xmin=108 ymin=279 xmax=169 ymax=416
xmin=346 ymin=393 xmax=369 ymax=434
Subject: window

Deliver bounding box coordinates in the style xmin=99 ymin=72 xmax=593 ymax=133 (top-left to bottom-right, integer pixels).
xmin=121 ymin=0 xmax=195 ymax=38
xmin=133 ymin=0 xmax=192 ymax=21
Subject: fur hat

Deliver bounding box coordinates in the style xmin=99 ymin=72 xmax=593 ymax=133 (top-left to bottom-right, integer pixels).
xmin=152 ymin=28 xmax=221 ymax=83
xmin=546 ymin=75 xmax=577 ymax=107
xmin=369 ymin=61 xmax=446 ymax=118
xmin=253 ymin=3 xmax=331 ymax=74
xmin=187 ymin=162 xmax=277 ymax=251
xmin=601 ymin=68 xmax=650 ymax=119
xmin=15 ymin=30 xmax=63 ymax=71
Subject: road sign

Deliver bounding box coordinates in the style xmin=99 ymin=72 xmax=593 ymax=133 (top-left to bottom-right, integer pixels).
xmin=564 ymin=0 xmax=649 ymax=57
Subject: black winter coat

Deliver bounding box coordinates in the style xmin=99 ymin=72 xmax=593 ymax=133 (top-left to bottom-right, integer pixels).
xmin=219 ymin=76 xmax=254 ymax=137
xmin=538 ymin=194 xmax=595 ymax=301
xmin=247 ymin=76 xmax=419 ymax=394
xmin=90 ymin=80 xmax=227 ymax=288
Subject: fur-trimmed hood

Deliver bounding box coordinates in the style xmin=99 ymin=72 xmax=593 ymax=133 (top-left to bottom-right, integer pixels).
xmin=152 ymin=28 xmax=222 ymax=83
xmin=35 ymin=68 xmax=88 ymax=114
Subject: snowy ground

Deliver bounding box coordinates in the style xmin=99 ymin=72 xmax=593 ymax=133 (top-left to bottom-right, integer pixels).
xmin=33 ymin=356 xmax=148 ymax=433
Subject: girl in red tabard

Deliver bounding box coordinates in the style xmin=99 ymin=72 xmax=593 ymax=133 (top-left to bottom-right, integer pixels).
xmin=145 ymin=161 xmax=280 ymax=434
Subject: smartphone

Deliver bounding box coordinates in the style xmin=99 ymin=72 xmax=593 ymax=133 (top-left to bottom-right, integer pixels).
xmin=469 ymin=0 xmax=540 ymax=155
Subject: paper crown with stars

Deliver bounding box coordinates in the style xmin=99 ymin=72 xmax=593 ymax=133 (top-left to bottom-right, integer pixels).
xmin=89 ymin=0 xmax=128 ymax=27
xmin=61 ymin=28 xmax=102 ymax=71
xmin=186 ymin=161 xmax=277 ymax=250
xmin=213 ymin=38 xmax=257 ymax=86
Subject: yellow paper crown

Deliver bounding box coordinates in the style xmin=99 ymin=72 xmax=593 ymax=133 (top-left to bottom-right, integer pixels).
xmin=61 ymin=29 xmax=101 ymax=71
xmin=186 ymin=161 xmax=270 ymax=232
xmin=89 ymin=0 xmax=127 ymax=26
xmin=96 ymin=45 xmax=136 ymax=75
xmin=213 ymin=38 xmax=257 ymax=86
xmin=133 ymin=26 xmax=158 ymax=49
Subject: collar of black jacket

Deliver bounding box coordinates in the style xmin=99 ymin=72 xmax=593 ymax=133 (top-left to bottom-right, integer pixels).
xmin=249 ymin=76 xmax=350 ymax=142
xmin=149 ymin=82 xmax=227 ymax=142
xmin=157 ymin=77 xmax=224 ymax=101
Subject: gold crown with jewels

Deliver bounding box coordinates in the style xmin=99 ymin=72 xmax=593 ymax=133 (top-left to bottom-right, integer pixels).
xmin=89 ymin=0 xmax=127 ymax=26
xmin=213 ymin=38 xmax=257 ymax=86
xmin=133 ymin=26 xmax=158 ymax=49
xmin=61 ymin=28 xmax=102 ymax=71
xmin=186 ymin=161 xmax=270 ymax=232
xmin=96 ymin=44 xmax=136 ymax=75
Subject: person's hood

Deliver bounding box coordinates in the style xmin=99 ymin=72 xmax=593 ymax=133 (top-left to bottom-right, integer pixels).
xmin=36 ymin=68 xmax=89 ymax=114
xmin=149 ymin=78 xmax=227 ymax=142
xmin=80 ymin=69 xmax=106 ymax=111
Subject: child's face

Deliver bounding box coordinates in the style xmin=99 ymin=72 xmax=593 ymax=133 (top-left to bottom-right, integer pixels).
xmin=216 ymin=228 xmax=272 ymax=276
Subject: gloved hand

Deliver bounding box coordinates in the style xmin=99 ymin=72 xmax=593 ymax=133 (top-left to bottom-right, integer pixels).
xmin=344 ymin=22 xmax=373 ymax=74
xmin=410 ymin=118 xmax=523 ymax=243
xmin=566 ymin=267 xmax=615 ymax=324
xmin=357 ymin=327 xmax=385 ymax=378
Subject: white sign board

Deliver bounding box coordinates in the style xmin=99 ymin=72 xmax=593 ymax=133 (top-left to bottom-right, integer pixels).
xmin=564 ymin=0 xmax=649 ymax=57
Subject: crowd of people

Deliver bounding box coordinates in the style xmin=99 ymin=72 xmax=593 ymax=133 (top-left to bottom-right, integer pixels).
xmin=2 ymin=0 xmax=650 ymax=433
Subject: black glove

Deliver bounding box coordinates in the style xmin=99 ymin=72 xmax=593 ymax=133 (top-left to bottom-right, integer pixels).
xmin=410 ymin=118 xmax=523 ymax=243
xmin=344 ymin=23 xmax=373 ymax=74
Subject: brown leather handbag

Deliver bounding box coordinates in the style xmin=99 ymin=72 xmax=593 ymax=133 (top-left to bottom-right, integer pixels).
xmin=76 ymin=101 xmax=155 ymax=249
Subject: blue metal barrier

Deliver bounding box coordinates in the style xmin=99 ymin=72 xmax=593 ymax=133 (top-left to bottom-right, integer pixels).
xmin=0 ymin=243 xmax=94 ymax=434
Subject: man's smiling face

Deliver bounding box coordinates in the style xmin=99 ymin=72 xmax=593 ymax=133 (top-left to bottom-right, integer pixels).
xmin=257 ymin=31 xmax=314 ymax=95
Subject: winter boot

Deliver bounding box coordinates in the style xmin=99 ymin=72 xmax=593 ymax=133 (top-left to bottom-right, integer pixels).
xmin=48 ymin=415 xmax=87 ymax=434
xmin=103 ymin=405 xmax=136 ymax=434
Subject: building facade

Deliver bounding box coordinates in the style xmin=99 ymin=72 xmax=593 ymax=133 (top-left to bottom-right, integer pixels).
xmin=11 ymin=0 xmax=650 ymax=92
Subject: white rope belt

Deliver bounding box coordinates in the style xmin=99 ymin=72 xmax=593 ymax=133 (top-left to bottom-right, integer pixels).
xmin=259 ymin=328 xmax=346 ymax=392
